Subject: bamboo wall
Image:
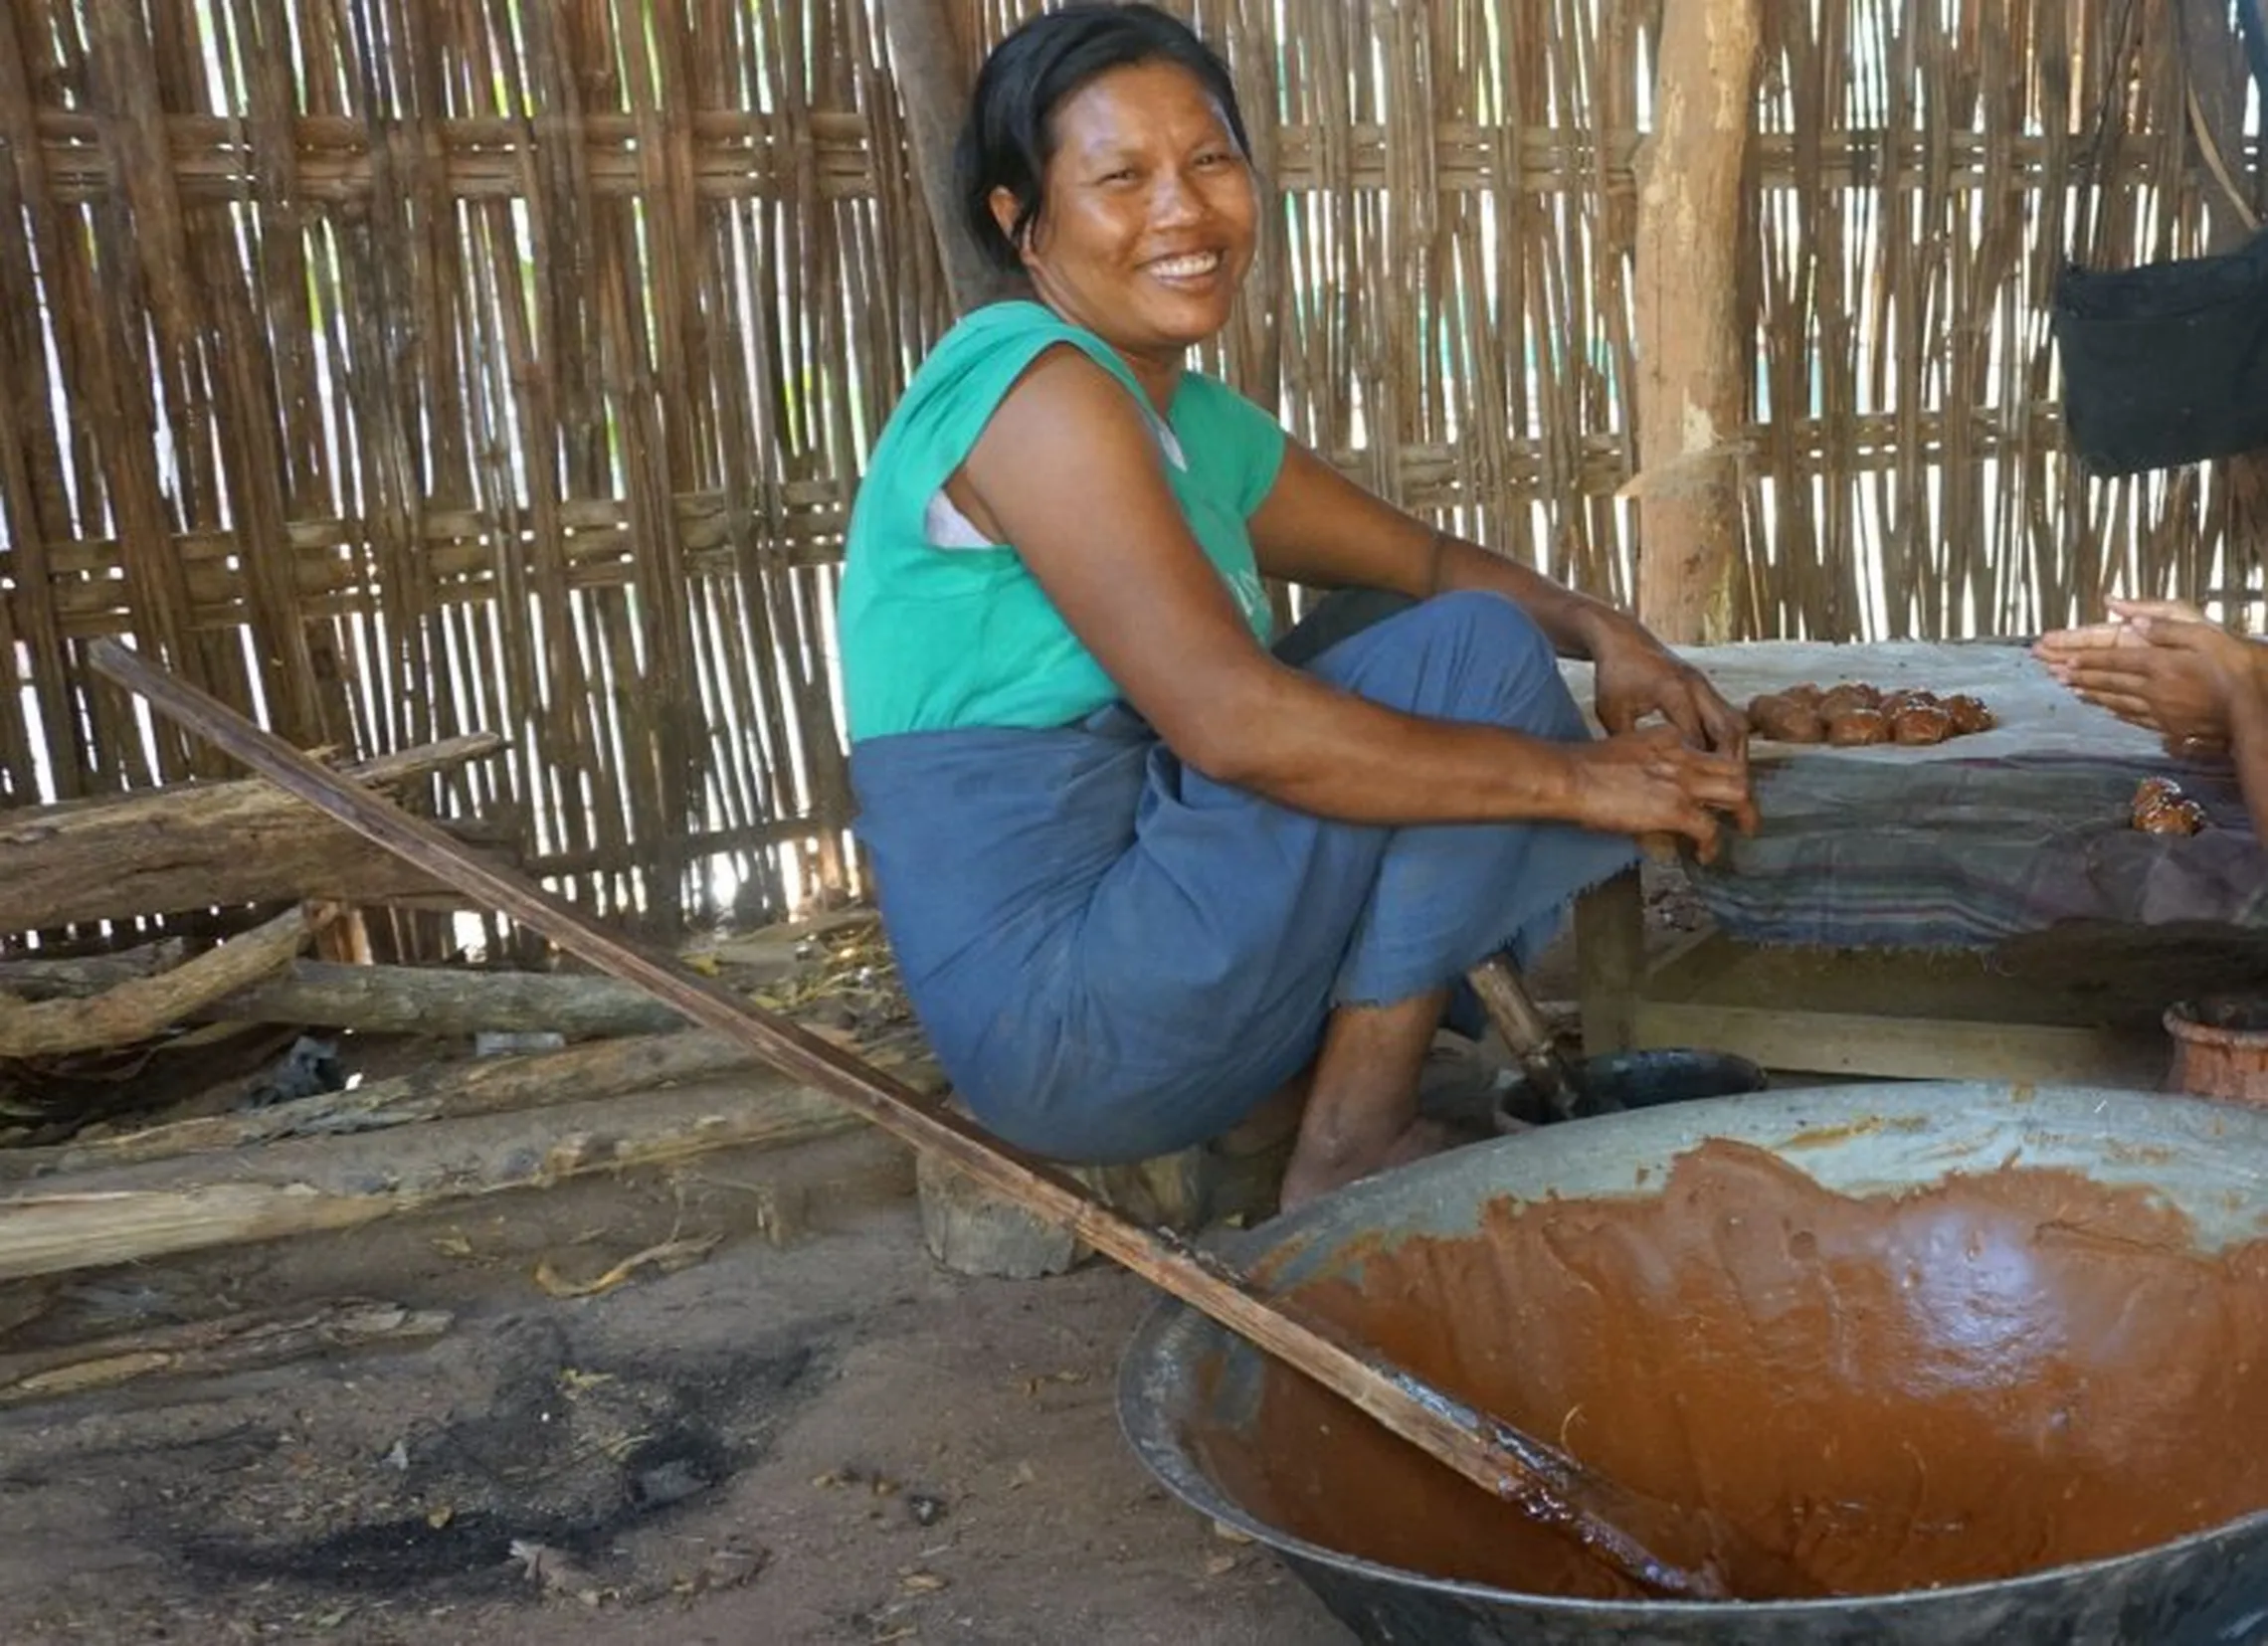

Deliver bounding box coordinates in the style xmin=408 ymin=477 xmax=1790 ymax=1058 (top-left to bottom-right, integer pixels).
xmin=1 ymin=0 xmax=2261 ymax=934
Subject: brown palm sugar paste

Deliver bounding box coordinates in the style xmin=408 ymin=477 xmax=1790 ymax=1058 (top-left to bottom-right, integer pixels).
xmin=1195 ymin=1141 xmax=2268 ymax=1602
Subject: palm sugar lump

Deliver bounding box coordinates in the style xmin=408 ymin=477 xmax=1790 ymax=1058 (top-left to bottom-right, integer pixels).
xmin=1746 ymin=682 xmax=1995 ymax=746
xmin=2133 ymin=777 xmax=2206 ymax=835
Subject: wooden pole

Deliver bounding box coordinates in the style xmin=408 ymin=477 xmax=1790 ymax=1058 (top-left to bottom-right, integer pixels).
xmin=2176 ymin=0 xmax=2268 ymax=608
xmin=1631 ymin=0 xmax=1763 ymax=644
xmin=88 ymin=638 xmax=1743 ymax=1603
xmin=880 ymin=0 xmax=1024 ymax=313
xmin=0 ymin=1301 xmax=452 ymax=1405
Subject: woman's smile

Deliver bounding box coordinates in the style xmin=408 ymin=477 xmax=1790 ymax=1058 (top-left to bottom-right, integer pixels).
xmin=1143 ymin=249 xmax=1227 ymax=286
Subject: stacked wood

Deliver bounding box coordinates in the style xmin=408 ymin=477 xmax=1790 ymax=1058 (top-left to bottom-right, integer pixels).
xmin=0 ymin=873 xmax=922 ymax=1281
xmin=0 ymin=720 xmax=928 ymax=1288
xmin=0 ymin=1059 xmax=913 ymax=1282
xmin=1 ymin=733 xmax=514 ymax=935
xmin=0 ymin=987 xmax=928 ymax=1282
xmin=0 ymin=1028 xmax=767 ymax=1180
xmin=0 ymin=904 xmax=327 ymax=1058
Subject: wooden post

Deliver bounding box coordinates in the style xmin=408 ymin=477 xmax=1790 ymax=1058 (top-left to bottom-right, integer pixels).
xmin=1631 ymin=0 xmax=1763 ymax=644
xmin=880 ymin=0 xmax=1024 ymax=314
xmin=2176 ymin=0 xmax=2268 ymax=608
xmin=1575 ymin=870 xmax=1645 ymax=1056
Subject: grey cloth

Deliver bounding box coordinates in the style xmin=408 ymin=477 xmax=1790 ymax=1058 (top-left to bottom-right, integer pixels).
xmin=1688 ymin=753 xmax=2267 ymax=949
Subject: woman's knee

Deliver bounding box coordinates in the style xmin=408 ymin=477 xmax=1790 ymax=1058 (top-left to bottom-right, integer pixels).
xmin=1425 ymin=590 xmax=1557 ymax=674
xmin=1319 ymin=591 xmax=1576 ymax=732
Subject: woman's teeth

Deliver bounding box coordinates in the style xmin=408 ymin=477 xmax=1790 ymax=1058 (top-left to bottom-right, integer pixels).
xmin=1148 ymin=253 xmax=1220 ymax=279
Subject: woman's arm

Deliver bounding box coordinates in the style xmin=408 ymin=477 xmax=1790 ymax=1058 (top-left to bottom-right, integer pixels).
xmin=955 ymin=348 xmax=1752 ymax=853
xmin=1247 ymin=443 xmax=1749 ymax=755
xmin=1247 ymin=445 xmax=1620 ymax=653
xmin=2226 ymin=666 xmax=2268 ymax=838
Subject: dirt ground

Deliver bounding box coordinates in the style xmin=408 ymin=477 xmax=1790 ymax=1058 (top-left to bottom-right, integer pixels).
xmin=0 ymin=1128 xmax=1357 ymax=1646
xmin=0 ymin=871 xmax=1720 ymax=1646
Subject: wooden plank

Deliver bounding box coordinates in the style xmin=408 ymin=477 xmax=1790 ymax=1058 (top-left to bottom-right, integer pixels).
xmin=1631 ymin=997 xmax=2162 ymax=1088
xmin=1628 ymin=932 xmax=2178 ymax=1086
xmin=0 ymin=955 xmax=688 ymax=1039
xmin=1636 ymin=931 xmax=2209 ymax=1031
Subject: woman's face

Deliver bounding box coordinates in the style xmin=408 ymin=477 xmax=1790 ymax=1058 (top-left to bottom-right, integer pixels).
xmin=997 ymin=60 xmax=1257 ymax=374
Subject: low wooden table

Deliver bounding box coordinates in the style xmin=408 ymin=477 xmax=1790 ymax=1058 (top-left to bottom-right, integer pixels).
xmin=1565 ymin=640 xmax=2267 ymax=1089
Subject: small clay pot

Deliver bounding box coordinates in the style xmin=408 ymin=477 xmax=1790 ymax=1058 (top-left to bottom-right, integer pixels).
xmin=2164 ymin=996 xmax=2268 ymax=1107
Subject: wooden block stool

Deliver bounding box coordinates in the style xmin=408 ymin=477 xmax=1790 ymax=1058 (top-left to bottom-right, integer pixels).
xmin=918 ymin=1114 xmax=1210 ymax=1279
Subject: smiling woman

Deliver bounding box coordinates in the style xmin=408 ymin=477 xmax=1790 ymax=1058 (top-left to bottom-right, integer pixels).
xmin=961 ymin=41 xmax=1256 ymax=393
xmin=835 ymin=3 xmax=1756 ymax=1210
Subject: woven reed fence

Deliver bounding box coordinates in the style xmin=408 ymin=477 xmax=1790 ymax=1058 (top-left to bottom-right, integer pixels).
xmin=0 ymin=0 xmax=2260 ymax=937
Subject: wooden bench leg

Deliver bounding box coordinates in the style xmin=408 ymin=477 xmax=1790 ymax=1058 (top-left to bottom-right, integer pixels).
xmin=1576 ymin=868 xmax=1644 ymax=1056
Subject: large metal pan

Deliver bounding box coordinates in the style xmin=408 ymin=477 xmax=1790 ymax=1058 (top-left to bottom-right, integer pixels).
xmin=1119 ymin=1082 xmax=2268 ymax=1645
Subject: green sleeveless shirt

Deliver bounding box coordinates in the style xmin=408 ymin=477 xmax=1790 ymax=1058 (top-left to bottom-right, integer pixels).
xmin=838 ymin=301 xmax=1286 ymax=742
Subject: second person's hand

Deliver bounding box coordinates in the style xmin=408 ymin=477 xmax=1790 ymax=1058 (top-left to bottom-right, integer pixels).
xmin=2044 ymin=608 xmax=2254 ymax=747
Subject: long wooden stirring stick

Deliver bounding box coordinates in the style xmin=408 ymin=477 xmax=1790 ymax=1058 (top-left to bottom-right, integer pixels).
xmin=90 ymin=638 xmax=1731 ymax=1602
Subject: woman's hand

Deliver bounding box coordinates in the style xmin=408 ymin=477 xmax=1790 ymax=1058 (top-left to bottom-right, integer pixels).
xmin=1564 ymin=725 xmax=1759 ymax=864
xmin=2035 ymin=599 xmax=2260 ymax=749
xmin=1588 ymin=617 xmax=1751 ymax=758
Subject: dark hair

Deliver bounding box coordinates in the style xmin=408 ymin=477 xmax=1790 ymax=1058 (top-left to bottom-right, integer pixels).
xmin=956 ymin=3 xmax=1250 ymax=274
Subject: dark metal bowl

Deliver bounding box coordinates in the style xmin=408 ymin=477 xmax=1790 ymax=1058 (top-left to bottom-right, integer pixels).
xmin=1491 ymin=1046 xmax=1770 ymax=1129
xmin=1118 ymin=1082 xmax=2268 ymax=1645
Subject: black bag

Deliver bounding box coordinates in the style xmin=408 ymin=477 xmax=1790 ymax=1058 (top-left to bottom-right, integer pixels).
xmin=2051 ymin=224 xmax=2268 ymax=477
xmin=2052 ymin=0 xmax=2268 ymax=477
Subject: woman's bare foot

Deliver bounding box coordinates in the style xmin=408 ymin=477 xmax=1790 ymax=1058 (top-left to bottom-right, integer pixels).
xmin=1278 ymin=1114 xmax=1462 ymax=1211
xmin=1272 ymin=989 xmax=1464 ymax=1212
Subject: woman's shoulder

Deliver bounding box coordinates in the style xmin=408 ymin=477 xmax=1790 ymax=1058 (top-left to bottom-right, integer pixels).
xmin=933 ymin=297 xmax=1072 ymax=351
xmin=918 ymin=300 xmax=1136 ymax=393
xmin=865 ymin=301 xmax=1140 ymax=467
xmin=859 ymin=305 xmax=1060 ymax=479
